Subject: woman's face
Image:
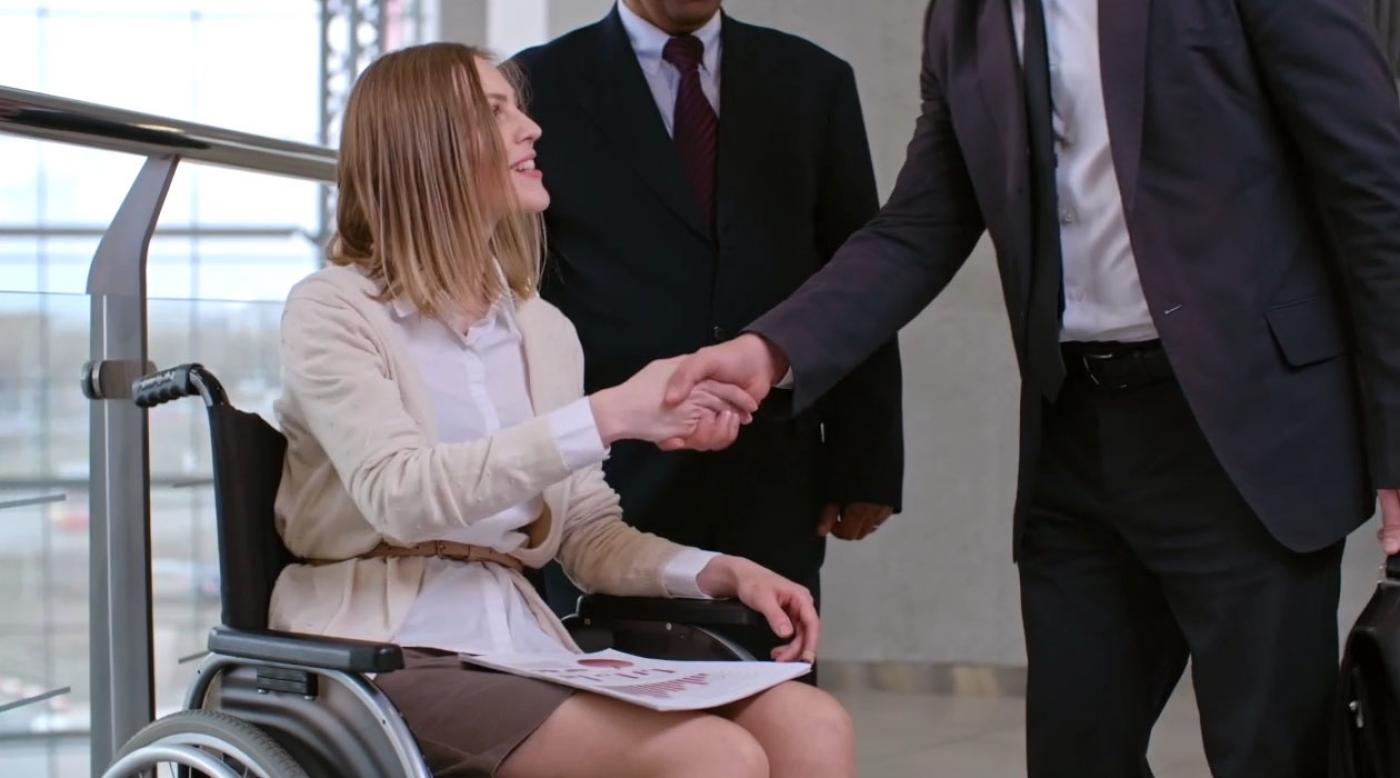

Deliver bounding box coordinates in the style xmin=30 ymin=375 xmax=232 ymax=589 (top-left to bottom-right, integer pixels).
xmin=475 ymin=58 xmax=549 ymax=214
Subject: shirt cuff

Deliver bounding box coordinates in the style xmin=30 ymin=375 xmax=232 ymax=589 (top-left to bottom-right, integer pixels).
xmin=662 ymin=548 xmax=721 ymax=599
xmin=546 ymin=397 xmax=609 ymax=471
xmin=776 ymin=368 xmax=795 ymax=390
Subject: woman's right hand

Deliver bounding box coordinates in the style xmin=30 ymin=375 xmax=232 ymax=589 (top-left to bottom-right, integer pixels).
xmin=590 ymin=357 xmax=757 ymax=447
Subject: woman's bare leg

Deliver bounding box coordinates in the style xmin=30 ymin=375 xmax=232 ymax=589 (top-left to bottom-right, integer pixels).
xmin=715 ymin=682 xmax=857 ymax=778
xmin=499 ymin=692 xmax=769 ymax=778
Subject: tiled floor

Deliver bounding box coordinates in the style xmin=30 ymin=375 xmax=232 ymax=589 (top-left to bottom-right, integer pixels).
xmin=836 ymin=679 xmax=1210 ymax=777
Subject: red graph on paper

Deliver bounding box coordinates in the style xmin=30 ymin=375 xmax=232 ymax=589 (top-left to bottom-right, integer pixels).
xmin=601 ymin=673 xmax=712 ymax=699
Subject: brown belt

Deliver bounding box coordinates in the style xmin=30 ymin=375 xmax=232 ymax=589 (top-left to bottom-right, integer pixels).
xmin=306 ymin=540 xmax=523 ymax=571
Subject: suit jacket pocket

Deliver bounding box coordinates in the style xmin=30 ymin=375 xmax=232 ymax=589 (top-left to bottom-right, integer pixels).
xmin=1265 ymin=296 xmax=1352 ymax=368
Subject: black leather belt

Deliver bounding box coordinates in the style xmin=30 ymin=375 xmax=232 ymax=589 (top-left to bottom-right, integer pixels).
xmin=1061 ymin=339 xmax=1173 ymax=390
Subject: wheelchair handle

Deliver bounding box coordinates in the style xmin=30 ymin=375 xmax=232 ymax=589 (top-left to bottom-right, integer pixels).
xmin=132 ymin=363 xmax=228 ymax=409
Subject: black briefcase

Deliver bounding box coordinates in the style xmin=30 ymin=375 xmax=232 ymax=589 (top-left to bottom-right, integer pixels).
xmin=1334 ymin=556 xmax=1400 ymax=778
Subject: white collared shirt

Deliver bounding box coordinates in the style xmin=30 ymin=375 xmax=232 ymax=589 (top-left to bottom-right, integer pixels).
xmin=386 ymin=290 xmax=717 ymax=655
xmin=1009 ymin=0 xmax=1158 ymax=343
xmin=616 ymin=0 xmax=722 ymax=137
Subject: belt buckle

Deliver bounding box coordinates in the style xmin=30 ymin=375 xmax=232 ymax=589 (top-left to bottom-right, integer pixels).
xmin=1080 ymin=351 xmax=1113 ymax=387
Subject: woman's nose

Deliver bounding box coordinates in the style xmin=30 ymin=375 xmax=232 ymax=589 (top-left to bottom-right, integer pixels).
xmin=518 ymin=113 xmax=542 ymax=144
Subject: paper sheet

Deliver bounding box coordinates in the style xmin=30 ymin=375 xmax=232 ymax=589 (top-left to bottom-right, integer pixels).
xmin=459 ymin=649 xmax=811 ymax=712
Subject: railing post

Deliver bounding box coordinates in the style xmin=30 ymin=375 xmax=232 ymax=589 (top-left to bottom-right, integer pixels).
xmin=83 ymin=154 xmax=177 ymax=776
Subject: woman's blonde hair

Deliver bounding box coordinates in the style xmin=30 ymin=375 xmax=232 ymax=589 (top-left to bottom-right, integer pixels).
xmin=328 ymin=43 xmax=542 ymax=319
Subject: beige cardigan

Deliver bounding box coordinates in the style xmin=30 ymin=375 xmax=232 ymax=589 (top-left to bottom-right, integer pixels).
xmin=267 ymin=265 xmax=690 ymax=649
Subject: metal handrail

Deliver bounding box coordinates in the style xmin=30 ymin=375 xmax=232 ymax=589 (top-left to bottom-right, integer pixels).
xmin=0 ymin=84 xmax=336 ymax=182
xmin=0 ymin=83 xmax=337 ymax=776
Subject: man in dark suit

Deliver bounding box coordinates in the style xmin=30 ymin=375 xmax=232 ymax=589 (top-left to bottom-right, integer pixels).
xmin=512 ymin=0 xmax=904 ymax=655
xmin=667 ymin=0 xmax=1400 ymax=774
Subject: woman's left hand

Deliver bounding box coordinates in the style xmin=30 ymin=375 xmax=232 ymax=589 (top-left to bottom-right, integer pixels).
xmin=695 ymin=555 xmax=820 ymax=664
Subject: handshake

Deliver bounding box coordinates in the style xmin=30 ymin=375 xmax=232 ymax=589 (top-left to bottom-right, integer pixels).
xmin=588 ymin=334 xmax=791 ymax=451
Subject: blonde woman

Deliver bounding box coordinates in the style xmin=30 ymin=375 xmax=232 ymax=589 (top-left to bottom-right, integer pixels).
xmin=267 ymin=43 xmax=856 ymax=778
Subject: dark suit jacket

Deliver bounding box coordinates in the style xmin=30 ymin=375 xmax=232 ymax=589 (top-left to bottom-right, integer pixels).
xmin=751 ymin=0 xmax=1400 ymax=556
xmin=513 ymin=9 xmax=904 ymax=582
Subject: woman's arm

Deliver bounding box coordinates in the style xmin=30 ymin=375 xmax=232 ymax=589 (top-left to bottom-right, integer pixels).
xmin=554 ymin=463 xmax=687 ymax=595
xmin=282 ymin=291 xmax=579 ymax=538
xmin=282 ymin=288 xmax=758 ymax=539
xmin=557 ymin=464 xmax=820 ymax=663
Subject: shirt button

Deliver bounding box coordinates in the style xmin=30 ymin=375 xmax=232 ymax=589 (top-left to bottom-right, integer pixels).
xmin=1059 ymin=209 xmax=1075 ymax=225
xmin=711 ymin=325 xmax=728 ymax=342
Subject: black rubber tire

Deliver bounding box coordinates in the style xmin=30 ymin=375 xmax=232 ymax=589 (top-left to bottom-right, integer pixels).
xmin=110 ymin=709 xmax=308 ymax=778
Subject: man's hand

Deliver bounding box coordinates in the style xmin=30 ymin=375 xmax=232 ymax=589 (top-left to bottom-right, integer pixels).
xmin=658 ymin=334 xmax=790 ymax=451
xmin=1378 ymin=489 xmax=1400 ymax=554
xmin=817 ymin=502 xmax=895 ymax=541
xmin=591 ymin=357 xmax=757 ymax=448
xmin=696 ymin=555 xmax=820 ymax=663
xmin=664 ymin=334 xmax=790 ymax=410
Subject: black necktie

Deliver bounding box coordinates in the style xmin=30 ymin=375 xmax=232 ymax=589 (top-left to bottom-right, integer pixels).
xmin=662 ymin=35 xmax=718 ymax=227
xmin=1022 ymin=0 xmax=1067 ymax=399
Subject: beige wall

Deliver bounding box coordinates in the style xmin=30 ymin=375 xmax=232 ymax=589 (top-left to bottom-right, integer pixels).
xmin=439 ymin=0 xmax=1385 ymax=668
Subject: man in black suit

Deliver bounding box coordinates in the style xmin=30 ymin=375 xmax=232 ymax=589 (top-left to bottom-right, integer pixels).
xmin=512 ymin=0 xmax=904 ymax=655
xmin=667 ymin=0 xmax=1400 ymax=774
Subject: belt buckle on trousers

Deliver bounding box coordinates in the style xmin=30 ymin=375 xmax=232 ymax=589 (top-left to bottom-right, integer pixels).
xmin=1079 ymin=350 xmax=1130 ymax=390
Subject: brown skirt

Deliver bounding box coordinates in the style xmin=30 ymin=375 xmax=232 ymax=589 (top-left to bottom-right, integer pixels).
xmin=374 ymin=648 xmax=575 ymax=777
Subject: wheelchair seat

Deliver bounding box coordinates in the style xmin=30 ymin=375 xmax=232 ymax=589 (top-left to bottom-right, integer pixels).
xmin=103 ymin=364 xmax=769 ymax=778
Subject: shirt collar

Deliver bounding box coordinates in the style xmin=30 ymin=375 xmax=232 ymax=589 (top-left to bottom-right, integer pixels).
xmin=391 ymin=293 xmax=515 ymax=329
xmin=378 ymin=259 xmax=518 ymax=328
xmin=616 ymin=1 xmax=722 ymax=78
xmin=387 ymin=283 xmax=519 ymax=343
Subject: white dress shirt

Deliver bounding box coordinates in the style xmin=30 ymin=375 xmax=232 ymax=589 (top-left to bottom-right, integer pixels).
xmin=385 ymin=289 xmax=717 ymax=655
xmin=1009 ymin=0 xmax=1158 ymax=343
xmin=616 ymin=0 xmax=722 ymax=136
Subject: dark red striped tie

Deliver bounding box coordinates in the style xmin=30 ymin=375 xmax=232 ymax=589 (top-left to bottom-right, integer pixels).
xmin=662 ymin=35 xmax=717 ymax=227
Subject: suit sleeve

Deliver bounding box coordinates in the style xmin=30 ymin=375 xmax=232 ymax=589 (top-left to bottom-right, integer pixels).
xmin=812 ymin=62 xmax=906 ymax=510
xmin=1235 ymin=0 xmax=1400 ymax=486
xmin=748 ymin=4 xmax=986 ymax=415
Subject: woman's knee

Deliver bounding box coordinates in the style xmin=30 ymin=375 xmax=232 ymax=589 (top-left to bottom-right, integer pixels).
xmin=804 ymin=688 xmax=855 ymax=757
xmin=648 ymin=714 xmax=769 ymax=778
xmin=501 ymin=697 xmax=768 ymax=778
xmin=714 ymin=721 xmax=770 ymax=778
xmin=741 ymin=682 xmax=855 ymax=762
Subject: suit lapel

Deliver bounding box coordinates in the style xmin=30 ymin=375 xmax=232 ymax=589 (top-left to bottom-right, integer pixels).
xmin=574 ymin=9 xmax=712 ymax=242
xmin=975 ymin=0 xmax=1034 ymax=307
xmin=1098 ymin=0 xmax=1148 ymax=216
xmin=715 ymin=15 xmax=776 ymax=241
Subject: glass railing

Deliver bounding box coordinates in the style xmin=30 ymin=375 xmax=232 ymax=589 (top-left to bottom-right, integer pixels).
xmin=0 ymin=291 xmax=295 ymax=773
xmin=0 ymin=86 xmax=331 ymax=776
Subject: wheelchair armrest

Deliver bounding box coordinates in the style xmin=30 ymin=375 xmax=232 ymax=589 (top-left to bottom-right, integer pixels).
xmin=575 ymin=595 xmax=769 ymax=630
xmin=208 ymin=625 xmax=404 ymax=673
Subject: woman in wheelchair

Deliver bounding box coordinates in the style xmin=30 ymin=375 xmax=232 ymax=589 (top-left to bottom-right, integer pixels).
xmin=269 ymin=42 xmax=855 ymax=778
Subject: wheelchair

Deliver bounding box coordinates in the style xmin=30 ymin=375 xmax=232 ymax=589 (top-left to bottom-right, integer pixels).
xmin=102 ymin=364 xmax=772 ymax=778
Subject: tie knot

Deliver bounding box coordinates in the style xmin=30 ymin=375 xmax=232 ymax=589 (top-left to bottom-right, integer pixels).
xmin=662 ymin=35 xmax=704 ymax=72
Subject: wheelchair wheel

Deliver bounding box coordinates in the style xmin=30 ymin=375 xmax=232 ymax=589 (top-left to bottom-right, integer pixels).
xmin=103 ymin=709 xmax=308 ymax=778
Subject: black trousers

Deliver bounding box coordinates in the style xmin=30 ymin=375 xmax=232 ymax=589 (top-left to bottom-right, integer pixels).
xmin=1020 ymin=371 xmax=1344 ymax=778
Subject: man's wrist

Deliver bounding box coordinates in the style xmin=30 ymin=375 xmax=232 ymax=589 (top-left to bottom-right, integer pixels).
xmin=740 ymin=332 xmax=790 ymax=385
